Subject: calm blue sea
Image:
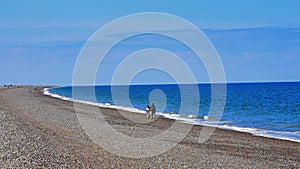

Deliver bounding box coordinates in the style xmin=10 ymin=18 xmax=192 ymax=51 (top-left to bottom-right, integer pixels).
xmin=46 ymin=82 xmax=300 ymax=142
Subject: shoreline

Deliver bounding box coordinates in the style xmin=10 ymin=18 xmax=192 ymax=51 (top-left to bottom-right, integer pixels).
xmin=44 ymin=87 xmax=300 ymax=143
xmin=0 ymin=86 xmax=299 ymax=168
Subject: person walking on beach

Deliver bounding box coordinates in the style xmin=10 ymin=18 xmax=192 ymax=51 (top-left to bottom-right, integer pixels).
xmin=145 ymin=104 xmax=151 ymax=119
xmin=150 ymin=103 xmax=156 ymax=119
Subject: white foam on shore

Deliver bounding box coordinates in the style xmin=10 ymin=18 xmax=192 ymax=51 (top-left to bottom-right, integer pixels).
xmin=217 ymin=125 xmax=300 ymax=143
xmin=43 ymin=88 xmax=72 ymax=101
xmin=43 ymin=88 xmax=300 ymax=143
xmin=43 ymin=88 xmax=146 ymax=114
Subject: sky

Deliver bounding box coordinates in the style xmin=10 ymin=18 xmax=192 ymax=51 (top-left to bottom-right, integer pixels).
xmin=0 ymin=0 xmax=300 ymax=85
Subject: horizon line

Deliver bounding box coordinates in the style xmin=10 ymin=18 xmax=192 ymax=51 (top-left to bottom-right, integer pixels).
xmin=58 ymin=80 xmax=300 ymax=87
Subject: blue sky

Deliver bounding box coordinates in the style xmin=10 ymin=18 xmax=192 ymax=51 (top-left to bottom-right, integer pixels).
xmin=0 ymin=0 xmax=300 ymax=85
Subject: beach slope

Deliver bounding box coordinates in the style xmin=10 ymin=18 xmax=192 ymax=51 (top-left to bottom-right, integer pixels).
xmin=0 ymin=86 xmax=299 ymax=168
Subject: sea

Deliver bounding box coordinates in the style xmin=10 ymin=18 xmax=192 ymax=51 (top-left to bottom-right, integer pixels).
xmin=44 ymin=82 xmax=300 ymax=142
